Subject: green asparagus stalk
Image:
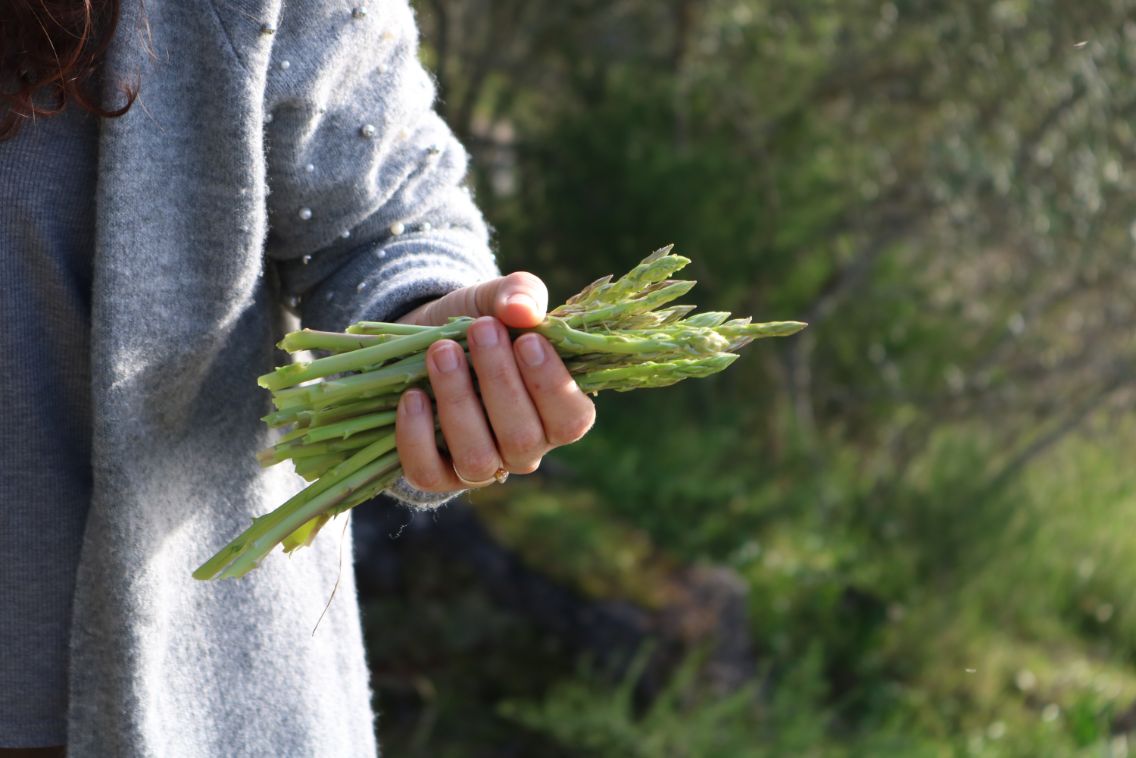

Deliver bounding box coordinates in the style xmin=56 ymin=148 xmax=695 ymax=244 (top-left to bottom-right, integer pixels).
xmin=256 ymin=427 xmax=393 ymax=468
xmin=260 ymin=319 xmax=475 ymax=392
xmin=574 ymin=353 xmax=740 ymax=393
xmin=261 ymin=394 xmax=402 ymax=429
xmin=561 ymin=280 xmax=697 ymax=329
xmin=276 ymin=329 xmax=396 ymax=354
xmin=194 ymin=434 xmax=401 ymax=579
xmin=270 ymin=352 xmax=433 ymax=411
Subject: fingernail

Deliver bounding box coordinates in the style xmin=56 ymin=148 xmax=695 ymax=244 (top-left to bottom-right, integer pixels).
xmin=404 ymin=391 xmax=424 ymax=414
xmin=431 ymin=344 xmax=460 ymax=373
xmin=517 ymin=335 xmax=546 ymax=367
xmin=506 ymin=293 xmax=537 ymax=314
xmin=469 ymin=318 xmax=499 ymax=347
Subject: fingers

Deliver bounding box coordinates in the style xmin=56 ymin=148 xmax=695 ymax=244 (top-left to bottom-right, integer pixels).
xmin=512 ymin=333 xmax=597 ymax=447
xmin=396 ymin=322 xmax=598 ymax=493
xmin=425 ymin=339 xmax=503 ymax=485
xmin=397 ymin=272 xmax=549 ymax=328
xmin=396 ymin=389 xmax=464 ymax=492
xmin=466 ymin=317 xmax=547 ymax=473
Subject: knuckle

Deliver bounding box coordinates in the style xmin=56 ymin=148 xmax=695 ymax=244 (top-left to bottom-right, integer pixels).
xmin=500 ymin=425 xmax=546 ymax=458
xmin=456 ymin=448 xmax=500 ymax=479
xmin=434 ymin=384 xmax=475 ymax=413
xmin=472 ymin=352 xmax=515 ymax=385
xmin=520 ymin=368 xmax=550 ymax=394
xmin=549 ymin=409 xmax=595 ymax=446
xmin=465 ymin=286 xmax=490 ymax=320
xmin=523 ymin=362 xmax=566 ymax=394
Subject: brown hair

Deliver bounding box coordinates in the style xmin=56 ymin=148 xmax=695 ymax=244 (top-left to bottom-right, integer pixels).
xmin=0 ymin=0 xmax=139 ymax=141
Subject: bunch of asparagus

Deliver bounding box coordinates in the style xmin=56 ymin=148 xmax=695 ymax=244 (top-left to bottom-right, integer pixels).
xmin=193 ymin=247 xmax=805 ymax=580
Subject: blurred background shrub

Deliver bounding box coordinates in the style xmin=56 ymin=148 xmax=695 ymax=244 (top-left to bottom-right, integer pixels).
xmin=352 ymin=1 xmax=1136 ymax=754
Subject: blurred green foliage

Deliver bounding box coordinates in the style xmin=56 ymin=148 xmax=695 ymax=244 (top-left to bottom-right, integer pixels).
xmin=364 ymin=0 xmax=1136 ymax=754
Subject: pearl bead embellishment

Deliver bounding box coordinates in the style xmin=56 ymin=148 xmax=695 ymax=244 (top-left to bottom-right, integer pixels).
xmin=304 ymin=163 xmax=315 ymax=173
xmin=341 ymin=230 xmax=352 ymax=239
xmin=280 ymin=60 xmax=291 ymax=70
xmin=390 ymin=222 xmax=405 ymax=236
xmin=298 ymin=207 xmax=313 ymax=221
xmin=421 ymin=222 xmax=433 ymax=232
xmin=359 ymin=124 xmax=377 ymax=138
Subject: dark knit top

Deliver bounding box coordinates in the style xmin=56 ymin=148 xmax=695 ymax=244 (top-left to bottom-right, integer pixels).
xmin=0 ymin=100 xmax=99 ymax=746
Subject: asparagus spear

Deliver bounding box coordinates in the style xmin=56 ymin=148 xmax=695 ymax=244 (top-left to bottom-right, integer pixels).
xmin=194 ymin=435 xmax=401 ymax=580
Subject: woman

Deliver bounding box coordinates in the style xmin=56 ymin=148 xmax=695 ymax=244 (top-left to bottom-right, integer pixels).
xmin=0 ymin=1 xmax=595 ymax=755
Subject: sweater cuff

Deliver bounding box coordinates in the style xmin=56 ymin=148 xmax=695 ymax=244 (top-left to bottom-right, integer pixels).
xmin=297 ymin=229 xmax=500 ymax=333
xmin=385 ymin=476 xmax=467 ymax=510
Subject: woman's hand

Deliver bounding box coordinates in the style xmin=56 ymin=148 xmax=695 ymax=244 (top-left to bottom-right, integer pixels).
xmin=394 ymin=272 xmax=597 ymax=491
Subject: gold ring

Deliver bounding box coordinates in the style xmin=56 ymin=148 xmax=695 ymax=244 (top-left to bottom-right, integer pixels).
xmin=452 ymin=462 xmax=497 ymax=488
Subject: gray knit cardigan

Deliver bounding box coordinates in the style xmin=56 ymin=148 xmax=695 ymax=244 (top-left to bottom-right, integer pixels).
xmin=69 ymin=0 xmax=498 ymax=754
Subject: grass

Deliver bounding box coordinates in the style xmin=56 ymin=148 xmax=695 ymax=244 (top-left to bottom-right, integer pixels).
xmin=368 ymin=413 xmax=1136 ymax=755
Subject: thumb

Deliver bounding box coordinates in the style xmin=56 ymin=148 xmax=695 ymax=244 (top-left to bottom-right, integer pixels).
xmin=411 ymin=271 xmax=549 ymax=328
xmin=485 ymin=271 xmax=548 ymax=327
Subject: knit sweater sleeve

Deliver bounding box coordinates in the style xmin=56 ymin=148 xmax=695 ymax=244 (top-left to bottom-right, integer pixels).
xmin=258 ymin=0 xmax=498 ymax=509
